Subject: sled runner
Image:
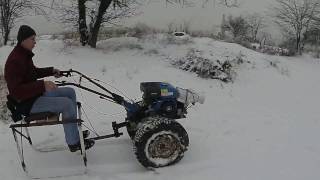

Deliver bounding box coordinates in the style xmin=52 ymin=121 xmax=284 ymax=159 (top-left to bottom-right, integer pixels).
xmin=8 ymin=101 xmax=86 ymax=173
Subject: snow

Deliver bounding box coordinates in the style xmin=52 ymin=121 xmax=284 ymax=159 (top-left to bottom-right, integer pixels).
xmin=1 ymin=35 xmax=320 ymax=180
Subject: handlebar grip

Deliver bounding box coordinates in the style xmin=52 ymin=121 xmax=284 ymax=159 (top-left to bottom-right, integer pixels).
xmin=59 ymin=71 xmax=72 ymax=77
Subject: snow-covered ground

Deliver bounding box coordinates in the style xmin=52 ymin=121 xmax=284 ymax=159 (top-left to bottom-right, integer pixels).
xmin=1 ymin=36 xmax=320 ymax=180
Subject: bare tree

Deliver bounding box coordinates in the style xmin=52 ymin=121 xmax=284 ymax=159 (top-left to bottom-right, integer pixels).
xmin=0 ymin=11 xmax=2 ymax=46
xmin=81 ymin=0 xmax=240 ymax=48
xmin=304 ymin=19 xmax=320 ymax=58
xmin=246 ymin=13 xmax=265 ymax=43
xmin=272 ymin=0 xmax=320 ymax=54
xmin=258 ymin=31 xmax=273 ymax=47
xmin=53 ymin=0 xmax=138 ymax=47
xmin=165 ymin=0 xmax=195 ymax=7
xmin=167 ymin=21 xmax=176 ymax=33
xmin=56 ymin=0 xmax=241 ymax=48
xmin=0 ymin=0 xmax=47 ymax=45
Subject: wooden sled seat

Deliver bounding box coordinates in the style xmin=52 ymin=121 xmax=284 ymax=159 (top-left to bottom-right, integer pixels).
xmin=10 ymin=112 xmax=82 ymax=128
xmin=25 ymin=112 xmax=59 ymax=123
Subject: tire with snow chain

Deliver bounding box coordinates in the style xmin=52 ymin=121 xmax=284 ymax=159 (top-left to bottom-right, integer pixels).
xmin=126 ymin=120 xmax=137 ymax=139
xmin=133 ymin=116 xmax=189 ymax=168
xmin=126 ymin=117 xmax=147 ymax=139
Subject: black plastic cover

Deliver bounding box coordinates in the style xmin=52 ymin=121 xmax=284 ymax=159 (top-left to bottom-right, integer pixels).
xmin=140 ymin=82 xmax=161 ymax=102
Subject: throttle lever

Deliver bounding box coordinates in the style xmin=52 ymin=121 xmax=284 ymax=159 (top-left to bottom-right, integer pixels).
xmin=55 ymin=80 xmax=66 ymax=86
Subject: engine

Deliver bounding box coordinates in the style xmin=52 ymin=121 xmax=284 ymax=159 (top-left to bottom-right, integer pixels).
xmin=124 ymin=82 xmax=204 ymax=122
xmin=140 ymin=82 xmax=186 ymax=119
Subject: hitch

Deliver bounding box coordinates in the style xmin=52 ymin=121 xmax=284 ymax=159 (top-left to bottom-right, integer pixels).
xmin=88 ymin=121 xmax=129 ymax=141
xmin=112 ymin=121 xmax=128 ymax=137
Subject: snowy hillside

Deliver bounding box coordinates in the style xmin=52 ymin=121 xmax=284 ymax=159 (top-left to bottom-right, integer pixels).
xmin=1 ymin=36 xmax=320 ymax=180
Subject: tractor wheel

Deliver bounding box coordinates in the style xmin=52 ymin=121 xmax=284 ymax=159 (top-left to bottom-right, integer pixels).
xmin=133 ymin=116 xmax=189 ymax=168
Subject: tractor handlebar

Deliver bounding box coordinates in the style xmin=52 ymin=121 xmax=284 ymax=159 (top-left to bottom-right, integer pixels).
xmin=56 ymin=69 xmax=125 ymax=105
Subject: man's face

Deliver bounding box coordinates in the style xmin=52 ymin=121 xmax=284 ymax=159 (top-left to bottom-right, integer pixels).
xmin=21 ymin=35 xmax=36 ymax=51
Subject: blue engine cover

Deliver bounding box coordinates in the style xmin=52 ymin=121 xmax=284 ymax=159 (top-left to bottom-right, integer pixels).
xmin=125 ymin=82 xmax=184 ymax=120
xmin=141 ymin=82 xmax=179 ymax=118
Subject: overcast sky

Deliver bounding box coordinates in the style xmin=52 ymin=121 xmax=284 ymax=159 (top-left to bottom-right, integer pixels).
xmin=12 ymin=0 xmax=279 ymax=37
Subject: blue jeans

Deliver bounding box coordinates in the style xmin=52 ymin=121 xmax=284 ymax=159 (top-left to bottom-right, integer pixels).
xmin=30 ymin=87 xmax=80 ymax=145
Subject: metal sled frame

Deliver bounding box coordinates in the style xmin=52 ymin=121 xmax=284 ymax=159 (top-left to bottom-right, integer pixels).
xmin=9 ymin=69 xmax=132 ymax=174
xmin=9 ymin=102 xmax=86 ymax=173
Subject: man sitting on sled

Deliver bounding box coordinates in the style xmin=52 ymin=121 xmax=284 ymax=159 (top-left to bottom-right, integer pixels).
xmin=4 ymin=25 xmax=95 ymax=152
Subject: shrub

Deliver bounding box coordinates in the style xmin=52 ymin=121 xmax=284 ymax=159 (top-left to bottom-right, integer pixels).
xmin=234 ymin=37 xmax=252 ymax=49
xmin=127 ymin=22 xmax=156 ymax=38
xmin=0 ymin=73 xmax=10 ymax=123
xmin=225 ymin=15 xmax=250 ymax=40
xmin=171 ymin=49 xmax=246 ymax=83
xmin=279 ymin=39 xmax=297 ymax=56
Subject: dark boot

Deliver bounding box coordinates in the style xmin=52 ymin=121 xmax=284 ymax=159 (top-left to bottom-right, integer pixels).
xmin=68 ymin=139 xmax=95 ymax=152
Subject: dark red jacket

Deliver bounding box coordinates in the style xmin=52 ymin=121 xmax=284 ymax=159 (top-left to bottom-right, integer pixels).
xmin=5 ymin=45 xmax=54 ymax=102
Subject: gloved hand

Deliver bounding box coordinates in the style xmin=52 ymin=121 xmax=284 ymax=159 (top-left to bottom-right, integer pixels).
xmin=53 ymin=68 xmax=62 ymax=78
xmin=112 ymin=93 xmax=124 ymax=105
